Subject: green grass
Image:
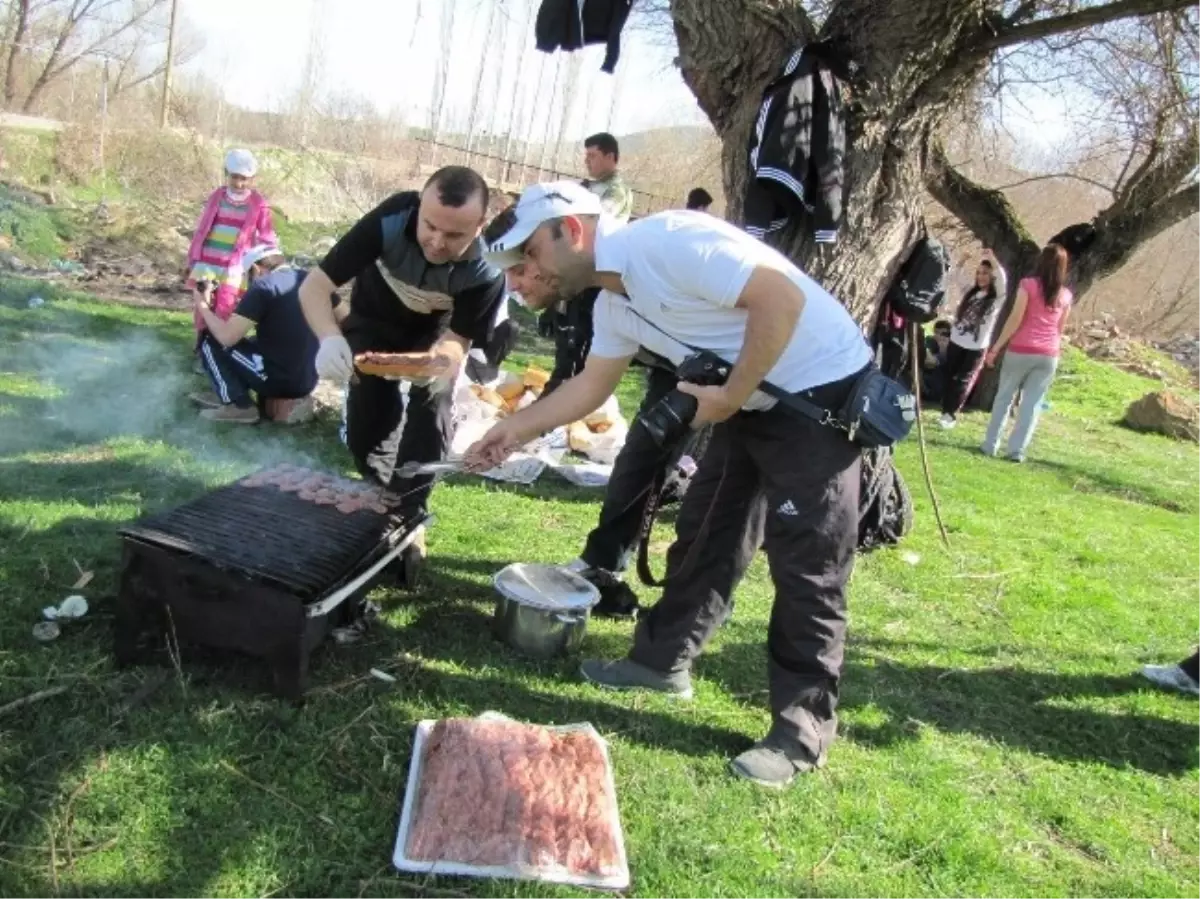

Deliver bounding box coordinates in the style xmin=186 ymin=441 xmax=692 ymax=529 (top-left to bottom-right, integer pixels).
xmin=0 ymin=280 xmax=1196 ymax=897
xmin=0 ymin=184 xmax=75 ymax=262
xmin=0 ymin=128 xmax=59 ymax=187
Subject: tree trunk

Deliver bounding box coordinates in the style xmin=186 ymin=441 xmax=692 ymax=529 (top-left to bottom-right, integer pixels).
xmin=668 ymin=0 xmax=1196 ymax=325
xmin=3 ymin=0 xmax=30 ymax=108
xmin=671 ymin=0 xmax=994 ymax=322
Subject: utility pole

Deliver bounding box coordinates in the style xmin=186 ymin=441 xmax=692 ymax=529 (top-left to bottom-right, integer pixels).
xmin=159 ymin=0 xmax=180 ymax=128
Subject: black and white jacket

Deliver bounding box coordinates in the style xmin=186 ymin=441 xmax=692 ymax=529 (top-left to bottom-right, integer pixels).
xmin=535 ymin=0 xmax=632 ymax=73
xmin=744 ymin=42 xmax=853 ymax=244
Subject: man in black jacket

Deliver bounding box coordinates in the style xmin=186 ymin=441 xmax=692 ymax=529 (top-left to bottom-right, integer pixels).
xmin=299 ymin=166 xmax=504 ymax=539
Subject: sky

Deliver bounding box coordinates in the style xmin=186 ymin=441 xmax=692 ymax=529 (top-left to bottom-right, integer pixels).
xmin=177 ymin=0 xmax=1074 ymax=159
xmin=178 ymin=0 xmax=708 ymax=142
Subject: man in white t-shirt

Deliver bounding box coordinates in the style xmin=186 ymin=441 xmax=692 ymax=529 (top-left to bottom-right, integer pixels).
xmin=466 ymin=182 xmax=873 ymax=788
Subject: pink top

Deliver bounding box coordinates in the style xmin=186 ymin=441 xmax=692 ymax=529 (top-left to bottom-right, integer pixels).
xmin=186 ymin=187 xmax=277 ymax=333
xmin=1009 ymin=277 xmax=1072 ymax=356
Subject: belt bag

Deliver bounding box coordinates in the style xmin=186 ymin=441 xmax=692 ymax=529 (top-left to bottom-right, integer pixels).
xmin=759 ymin=367 xmax=916 ymax=448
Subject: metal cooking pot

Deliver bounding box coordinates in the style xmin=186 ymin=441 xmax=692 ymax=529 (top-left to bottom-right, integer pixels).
xmin=492 ymin=563 xmax=599 ymax=659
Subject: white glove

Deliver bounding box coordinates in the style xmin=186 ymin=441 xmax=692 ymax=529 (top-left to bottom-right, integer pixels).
xmin=315 ymin=335 xmax=354 ymax=383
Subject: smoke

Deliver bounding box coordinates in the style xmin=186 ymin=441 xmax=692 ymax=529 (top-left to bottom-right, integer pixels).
xmin=1 ymin=328 xmax=326 ymax=476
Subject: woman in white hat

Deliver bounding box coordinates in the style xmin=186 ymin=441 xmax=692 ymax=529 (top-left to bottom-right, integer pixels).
xmin=185 ymin=148 xmax=278 ymax=351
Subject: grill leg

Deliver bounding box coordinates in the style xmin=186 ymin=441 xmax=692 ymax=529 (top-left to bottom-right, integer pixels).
xmin=269 ymin=641 xmax=310 ymax=702
xmin=114 ymin=554 xmax=149 ymax=667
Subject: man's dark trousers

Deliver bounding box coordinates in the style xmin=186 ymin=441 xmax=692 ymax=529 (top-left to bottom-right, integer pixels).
xmin=199 ymin=333 xmax=312 ymax=408
xmin=580 ymin=364 xmax=681 ymax=573
xmin=628 ymin=385 xmax=861 ymax=764
xmin=343 ymin=374 xmax=451 ymax=517
xmin=544 ymin=288 xmax=598 ymax=395
xmin=341 ymin=318 xmax=452 ymax=517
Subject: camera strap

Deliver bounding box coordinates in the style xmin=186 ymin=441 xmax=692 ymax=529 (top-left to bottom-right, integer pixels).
xmin=617 ymin=300 xmax=843 ymax=428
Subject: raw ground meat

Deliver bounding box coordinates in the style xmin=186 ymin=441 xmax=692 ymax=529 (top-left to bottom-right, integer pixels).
xmin=239 ymin=466 xmax=391 ymax=516
xmin=405 ymin=718 xmax=624 ymax=879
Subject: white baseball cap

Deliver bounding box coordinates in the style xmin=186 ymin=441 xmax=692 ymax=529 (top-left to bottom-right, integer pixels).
xmin=225 ymin=148 xmax=258 ymax=177
xmin=484 ymin=181 xmax=603 ymax=269
xmin=241 ymin=243 xmax=281 ymax=269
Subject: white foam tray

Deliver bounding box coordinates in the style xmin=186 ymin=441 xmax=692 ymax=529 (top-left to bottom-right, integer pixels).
xmin=392 ymin=715 xmax=631 ymax=891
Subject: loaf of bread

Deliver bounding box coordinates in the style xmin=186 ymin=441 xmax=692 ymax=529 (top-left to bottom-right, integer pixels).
xmin=567 ymin=421 xmax=592 ymax=452
xmin=470 ymin=385 xmax=507 ymax=409
xmin=523 ymin=366 xmax=551 ymax=391
xmin=354 ymin=352 xmax=449 ymax=380
xmin=496 ymin=380 xmax=526 ymax=402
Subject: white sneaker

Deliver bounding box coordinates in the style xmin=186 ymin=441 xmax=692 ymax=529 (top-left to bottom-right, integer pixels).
xmin=938 ymin=414 xmax=957 ymax=430
xmin=1141 ymin=664 xmax=1200 ymax=696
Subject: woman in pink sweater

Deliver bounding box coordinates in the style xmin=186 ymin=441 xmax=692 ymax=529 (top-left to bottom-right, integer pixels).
xmin=186 ymin=148 xmax=277 ymax=341
xmin=981 ymin=243 xmax=1073 ymax=462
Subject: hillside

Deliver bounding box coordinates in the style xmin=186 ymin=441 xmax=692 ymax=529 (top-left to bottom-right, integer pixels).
xmin=0 ymin=119 xmax=1193 ymax=339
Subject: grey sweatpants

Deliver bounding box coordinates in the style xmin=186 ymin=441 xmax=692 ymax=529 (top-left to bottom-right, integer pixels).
xmin=983 ymin=351 xmax=1058 ymax=459
xmin=628 ymin=396 xmax=861 ymax=764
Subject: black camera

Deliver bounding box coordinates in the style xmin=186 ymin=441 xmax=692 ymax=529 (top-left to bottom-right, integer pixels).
xmin=637 ymin=351 xmax=731 ymax=448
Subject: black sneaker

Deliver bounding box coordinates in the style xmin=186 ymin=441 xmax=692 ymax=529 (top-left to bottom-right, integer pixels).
xmin=593 ymin=580 xmax=640 ymax=619
xmin=572 ymin=565 xmax=640 ymax=619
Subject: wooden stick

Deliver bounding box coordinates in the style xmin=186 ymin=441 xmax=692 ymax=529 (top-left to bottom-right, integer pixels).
xmin=911 ymin=322 xmax=952 ymax=550
xmin=218 ymin=761 xmax=336 ymax=828
xmin=0 ymin=685 xmax=69 ymax=718
xmin=63 ymin=774 xmax=93 ymax=869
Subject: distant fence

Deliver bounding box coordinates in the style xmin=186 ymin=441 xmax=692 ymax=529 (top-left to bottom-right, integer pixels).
xmin=0 ymin=110 xmax=678 ymax=218
xmin=406 ymin=137 xmax=676 ymax=217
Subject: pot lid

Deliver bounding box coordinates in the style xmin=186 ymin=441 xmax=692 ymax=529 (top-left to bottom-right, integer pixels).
xmin=493 ymin=563 xmax=600 ymax=611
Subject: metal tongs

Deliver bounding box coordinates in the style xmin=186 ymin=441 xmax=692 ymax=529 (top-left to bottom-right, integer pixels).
xmin=394 ymin=459 xmax=468 ymax=479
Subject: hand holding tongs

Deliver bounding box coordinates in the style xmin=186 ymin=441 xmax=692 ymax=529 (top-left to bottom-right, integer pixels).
xmin=394 ymin=459 xmax=467 ymax=479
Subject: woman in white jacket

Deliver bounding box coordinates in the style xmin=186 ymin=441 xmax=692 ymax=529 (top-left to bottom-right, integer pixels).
xmin=940 ymin=249 xmax=1007 ymax=428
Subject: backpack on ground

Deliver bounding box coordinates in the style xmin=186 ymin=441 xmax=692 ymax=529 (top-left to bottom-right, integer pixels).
xmin=857 ymin=447 xmax=913 ymax=553
xmin=885 ymin=234 xmax=950 ymax=324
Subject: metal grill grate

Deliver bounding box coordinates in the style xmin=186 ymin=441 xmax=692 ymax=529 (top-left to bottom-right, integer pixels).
xmin=119 ymin=478 xmax=401 ymax=599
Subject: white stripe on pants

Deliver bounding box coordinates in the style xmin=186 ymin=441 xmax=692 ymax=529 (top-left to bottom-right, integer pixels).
xmin=983 ymin=352 xmax=1058 ymax=459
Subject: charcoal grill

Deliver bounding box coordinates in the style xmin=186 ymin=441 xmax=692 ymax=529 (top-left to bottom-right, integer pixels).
xmin=114 ymin=470 xmax=428 ymax=698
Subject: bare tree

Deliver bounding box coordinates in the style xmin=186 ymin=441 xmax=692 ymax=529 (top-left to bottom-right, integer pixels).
xmin=464 ymin=0 xmax=499 ymax=156
xmin=551 ymin=52 xmax=582 ymax=172
xmin=1 ymin=0 xmax=173 ymax=113
xmin=429 ymin=0 xmax=457 ymax=146
xmin=659 ymin=0 xmax=1197 ymax=321
xmin=500 ymin=0 xmax=534 ymax=185
xmin=932 ymin=9 xmax=1198 ymax=298
xmin=1 ymin=0 xmax=33 ymax=107
xmin=294 ymin=0 xmax=329 ymax=146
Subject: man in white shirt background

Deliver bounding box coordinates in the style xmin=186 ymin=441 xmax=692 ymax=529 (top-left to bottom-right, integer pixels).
xmin=467 ymin=182 xmax=873 ymax=788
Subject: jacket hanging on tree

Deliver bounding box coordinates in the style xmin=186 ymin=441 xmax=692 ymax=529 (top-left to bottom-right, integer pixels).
xmin=535 ymin=0 xmax=633 ymax=73
xmin=744 ymin=41 xmax=854 ymax=243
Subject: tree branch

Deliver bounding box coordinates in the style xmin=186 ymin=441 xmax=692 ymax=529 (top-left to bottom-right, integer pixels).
xmin=995 ymin=171 xmax=1115 ymax=195
xmin=668 ymin=0 xmax=812 ymax=134
xmin=984 ymin=0 xmax=1195 ymax=52
xmin=926 ymin=144 xmax=1040 ymax=275
xmin=1145 ymin=184 xmax=1200 ymax=234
